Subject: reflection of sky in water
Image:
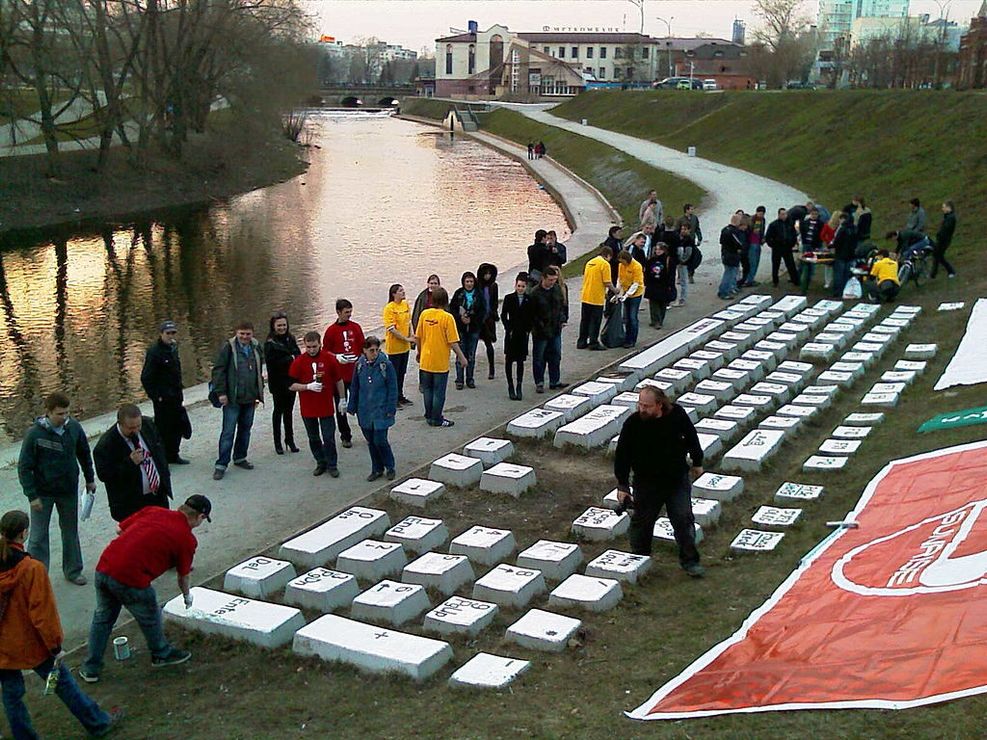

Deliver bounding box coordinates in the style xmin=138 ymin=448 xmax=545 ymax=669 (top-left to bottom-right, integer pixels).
xmin=0 ymin=112 xmax=569 ymax=439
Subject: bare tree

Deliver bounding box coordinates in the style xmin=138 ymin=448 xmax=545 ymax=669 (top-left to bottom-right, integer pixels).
xmin=751 ymin=0 xmax=816 ymax=87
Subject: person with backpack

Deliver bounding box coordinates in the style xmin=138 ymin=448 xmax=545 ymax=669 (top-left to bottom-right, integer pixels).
xmin=210 ymin=321 xmax=264 ymax=481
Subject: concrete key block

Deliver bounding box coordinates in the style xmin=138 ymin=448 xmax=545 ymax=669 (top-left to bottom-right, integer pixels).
xmin=800 ymin=343 xmax=838 ymax=362
xmin=815 ymin=332 xmax=848 ymax=350
xmin=653 ymin=517 xmax=704 ymax=546
xmin=350 ymin=580 xmax=432 ymax=627
xmin=694 ymin=379 xmax=736 ymax=402
xmin=424 ymin=595 xmax=499 ymax=637
xmin=791 ymin=393 xmax=832 ymax=411
xmin=832 ymin=425 xmax=873 ymax=439
xmin=543 ymin=393 xmax=593 ymax=422
xmin=749 ymin=382 xmax=792 ymax=404
xmin=830 ymin=361 xmax=866 ymax=379
xmin=697 ymin=433 xmax=724 ymax=461
xmin=464 ymin=437 xmax=516 ymax=467
xmin=449 ymin=653 xmax=531 ymax=689
xmin=772 ymin=295 xmax=808 ymax=317
xmin=861 ymin=332 xmax=893 ymax=346
xmin=776 ymin=403 xmax=820 ymax=420
xmin=813 ymin=299 xmax=844 ymax=316
xmin=853 ymin=342 xmax=887 ymax=357
xmin=402 ymin=553 xmax=475 ymax=596
xmin=595 ymin=372 xmax=640 ymax=392
xmin=692 ymin=472 xmax=744 ymax=502
xmin=738 ymin=293 xmax=775 ymax=307
xmin=224 ymin=556 xmax=297 ymax=600
xmin=390 ymin=478 xmax=446 ymax=508
xmin=706 ymin=339 xmax=740 ymax=361
xmin=753 ymin=339 xmax=788 ymax=360
xmin=516 ymin=540 xmax=584 ymax=581
xmin=881 ymin=370 xmax=917 ymax=386
xmin=635 ymin=378 xmax=676 ymax=396
xmin=385 ymin=516 xmax=449 ymax=554
xmin=611 ymin=391 xmax=640 ymax=408
xmin=741 ymin=349 xmax=779 ymax=372
xmin=732 ymin=393 xmax=775 ymax=414
xmin=554 ymin=405 xmax=632 ymax=449
xmin=472 ymin=564 xmax=547 ymax=609
xmin=817 ymin=371 xmax=855 ymax=388
xmin=803 ymin=455 xmax=849 ymax=472
xmin=894 ymin=304 xmax=922 ymax=315
xmin=803 ymin=384 xmax=840 ymax=398
xmin=480 ymin=463 xmax=537 ymax=498
xmin=694 ymin=417 xmax=740 ymax=441
xmin=777 ymin=360 xmax=815 ymax=378
xmin=712 ymin=368 xmax=751 ymax=391
xmin=841 ymin=351 xmax=877 ymax=368
xmin=449 ymin=526 xmax=516 ymax=566
xmin=506 ymin=608 xmax=582 ymax=653
xmin=765 ymin=331 xmax=799 ymax=350
xmin=692 ymin=349 xmax=726 ymax=370
xmin=758 ymin=414 xmax=804 ymax=436
xmin=730 ymin=529 xmax=785 ymax=554
xmin=819 ymin=438 xmax=862 ymax=456
xmin=714 ymin=404 xmax=758 ymax=428
xmin=676 ymin=392 xmax=719 ymax=416
xmin=506 ymin=408 xmax=567 ymax=438
xmin=713 ymin=308 xmax=747 ymax=324
xmin=774 ymin=481 xmax=825 ymax=503
xmin=752 ymin=506 xmax=803 ymax=529
xmin=571 ymin=507 xmax=630 ymax=542
xmin=844 ymin=412 xmax=884 ymax=426
xmin=765 ymin=371 xmax=805 ymax=391
xmin=601 ymin=488 xmax=623 ymax=510
xmin=728 ymin=359 xmax=767 ymax=382
xmin=861 ymin=391 xmax=900 ymax=407
xmin=879 ymin=317 xmax=909 ymax=329
xmin=292 ymin=614 xmax=451 ymax=681
xmin=690 ymin=497 xmax=723 ymax=528
xmin=570 ymin=380 xmax=619 ymax=405
xmin=607 ymin=435 xmax=620 ymax=455
xmin=721 ymin=331 xmax=755 ymax=350
xmin=584 ymin=549 xmax=652 ymax=584
xmin=653 ymin=368 xmax=693 ymax=394
xmin=429 ymin=453 xmax=484 ymax=488
xmin=673 ymin=358 xmax=712 ymax=380
xmin=336 ymin=540 xmax=408 ymax=582
xmin=279 ymin=507 xmax=391 ymax=569
xmin=894 ymin=360 xmax=927 ymax=375
xmin=164 ymin=587 xmax=306 ymax=649
xmin=548 ymin=574 xmax=623 ymax=613
xmin=721 ymin=429 xmax=786 ymax=473
xmin=283 ymin=568 xmax=361 ymax=613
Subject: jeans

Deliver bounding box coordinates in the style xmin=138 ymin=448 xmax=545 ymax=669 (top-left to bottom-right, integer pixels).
xmin=627 ymin=471 xmax=699 ymax=566
xmin=455 ymin=332 xmax=480 ymax=385
xmin=333 ymin=380 xmax=352 ymax=443
xmin=799 ymin=261 xmax=816 ymax=292
xmin=676 ymin=264 xmax=689 ymax=301
xmin=771 ymin=246 xmax=799 ymax=285
xmin=744 ymin=243 xmax=762 ymax=285
xmin=27 ymin=495 xmax=82 ymax=580
xmin=215 ymin=402 xmax=255 ymax=470
xmin=717 ymin=265 xmax=739 ymax=298
xmin=865 ymin=279 xmax=900 ymax=303
xmin=361 ymin=426 xmax=395 ymax=474
xmin=302 ymin=416 xmax=338 ymax=469
xmin=82 ymin=572 xmax=173 ymax=677
xmin=1 ymin=657 xmax=111 ymax=739
xmin=152 ymin=398 xmax=184 ymax=461
xmin=622 ymin=296 xmax=642 ymax=345
xmin=390 ymin=351 xmax=410 ymax=399
xmin=577 ymin=303 xmax=604 ymax=347
xmin=832 ymin=258 xmax=851 ymax=297
xmin=270 ymin=388 xmax=297 ymax=448
xmin=420 ymin=370 xmax=449 ymax=424
xmin=532 ymin=335 xmax=562 ymax=387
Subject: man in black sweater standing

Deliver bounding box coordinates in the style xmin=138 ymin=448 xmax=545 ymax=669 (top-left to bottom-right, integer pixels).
xmin=613 ymin=386 xmax=705 ymax=578
xmin=141 ymin=320 xmax=189 ymax=464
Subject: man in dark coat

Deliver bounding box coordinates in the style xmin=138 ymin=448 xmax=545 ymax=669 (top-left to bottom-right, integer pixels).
xmin=765 ymin=207 xmax=800 ymax=287
xmin=140 ymin=320 xmax=188 ymax=464
xmin=93 ymin=404 xmax=172 ymax=523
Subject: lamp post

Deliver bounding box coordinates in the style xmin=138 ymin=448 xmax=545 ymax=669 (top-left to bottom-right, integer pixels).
xmin=655 ymin=15 xmax=674 ymax=77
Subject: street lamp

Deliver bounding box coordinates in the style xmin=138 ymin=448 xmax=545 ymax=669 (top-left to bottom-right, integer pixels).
xmin=655 ymin=16 xmax=674 ymax=77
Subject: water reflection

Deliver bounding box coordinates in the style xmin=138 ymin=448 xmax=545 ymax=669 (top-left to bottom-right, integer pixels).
xmin=0 ymin=112 xmax=570 ymax=440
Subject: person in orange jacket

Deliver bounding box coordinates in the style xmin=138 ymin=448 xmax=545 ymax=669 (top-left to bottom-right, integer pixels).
xmin=0 ymin=510 xmax=122 ymax=738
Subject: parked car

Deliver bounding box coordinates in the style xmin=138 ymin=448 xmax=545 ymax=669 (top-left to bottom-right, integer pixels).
xmin=702 ymin=79 xmax=717 ymax=90
xmin=653 ymin=76 xmax=691 ymax=89
xmin=785 ymin=81 xmax=816 ymax=90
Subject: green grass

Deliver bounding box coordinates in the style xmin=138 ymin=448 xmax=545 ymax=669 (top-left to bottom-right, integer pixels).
xmin=0 ymin=87 xmax=72 ymax=125
xmin=400 ymin=97 xmax=456 ymax=121
xmin=480 ymin=108 xmax=706 ymax=278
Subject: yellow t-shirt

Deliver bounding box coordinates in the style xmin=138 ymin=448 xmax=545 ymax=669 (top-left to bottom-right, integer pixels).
xmin=618 ymin=259 xmax=645 ymax=298
xmin=581 ymin=256 xmax=611 ymax=306
xmin=870 ymin=257 xmax=900 ymax=285
xmin=416 ymin=308 xmax=460 ymax=373
xmin=383 ymin=300 xmax=412 ymax=355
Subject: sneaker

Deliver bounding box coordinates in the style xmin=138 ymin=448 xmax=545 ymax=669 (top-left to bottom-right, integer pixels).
xmin=549 ymin=382 xmax=569 ymax=390
xmin=948 ymin=273 xmax=957 ymax=279
xmin=341 ymin=439 xmax=353 ymax=449
xmin=93 ymin=706 xmax=125 ymax=737
xmin=688 ymin=274 xmax=695 ymax=284
xmin=78 ymin=667 xmax=100 ymax=684
xmin=328 ymin=468 xmax=340 ymax=478
xmin=535 ymin=384 xmax=545 ymax=394
xmin=488 ymin=370 xmax=495 ymax=380
xmin=313 ymin=465 xmax=326 ymax=477
xmin=151 ymin=648 xmax=191 ymax=668
xmin=455 ymin=381 xmax=465 ymax=390
xmin=366 ymin=471 xmax=382 ymax=482
xmin=683 ymin=563 xmax=706 ymax=578
xmin=66 ymin=574 xmax=87 ymax=586
xmin=233 ymin=460 xmax=254 ymax=470
xmin=466 ymin=379 xmax=476 ymax=389
xmin=385 ymin=469 xmax=396 ymax=480
xmin=398 ymin=397 xmax=414 ymax=407
xmin=212 ymin=469 xmax=225 ymax=481
xmin=436 ymin=419 xmax=455 ymax=428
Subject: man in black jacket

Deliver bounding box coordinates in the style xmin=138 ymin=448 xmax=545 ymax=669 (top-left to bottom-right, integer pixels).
xmin=766 ymin=207 xmax=800 ymax=287
xmin=614 ymin=386 xmax=705 ymax=577
xmin=717 ymin=215 xmax=743 ymax=299
xmin=140 ymin=320 xmax=188 ymax=465
xmin=93 ymin=404 xmax=172 ymax=523
xmin=930 ymin=200 xmax=957 ymax=279
xmin=528 ymin=267 xmax=568 ymax=394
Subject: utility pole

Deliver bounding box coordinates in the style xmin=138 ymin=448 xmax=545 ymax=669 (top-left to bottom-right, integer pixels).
xmin=627 ymin=0 xmax=646 ymax=34
xmin=656 ymin=15 xmax=674 ymax=77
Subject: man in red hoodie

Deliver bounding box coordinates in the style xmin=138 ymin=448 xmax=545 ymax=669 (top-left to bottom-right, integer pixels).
xmin=322 ymin=298 xmax=365 ymax=449
xmin=290 ymin=331 xmax=345 ymax=477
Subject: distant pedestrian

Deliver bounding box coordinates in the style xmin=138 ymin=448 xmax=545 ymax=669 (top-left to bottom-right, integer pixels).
xmin=0 ymin=510 xmax=122 ymax=737
xmin=623 ymin=231 xmax=648 ymax=267
xmin=639 ymin=189 xmax=663 ymax=228
xmin=616 ymin=251 xmax=645 ymax=348
xmin=718 ymin=214 xmax=744 ymax=299
xmin=412 ymin=274 xmax=442 ymax=333
xmin=93 ymin=404 xmax=171 ymax=522
xmin=347 ymin=336 xmax=398 ymax=482
xmin=544 ymin=230 xmax=567 ymax=271
xmin=675 ymin=203 xmax=702 ymax=282
xmin=450 ymin=271 xmax=486 ymax=390
xmin=735 ymin=212 xmax=752 ymax=289
xmin=501 ymin=272 xmax=532 ymax=400
xmin=577 ymin=245 xmax=615 ymax=350
xmin=528 ymin=266 xmax=568 ymax=393
xmin=820 ymin=211 xmax=841 ymax=289
xmin=526 ymin=141 xmax=534 ymax=160
xmin=17 ymin=392 xmax=96 ymax=585
xmin=415 ymin=287 xmax=469 ymax=428
xmin=743 ymin=205 xmax=766 ymax=287
xmin=79 ymin=496 xmax=212 ymax=684
xmin=210 ymin=321 xmax=264 ymax=480
xmin=672 ymin=222 xmax=694 ymax=306
xmin=526 ymin=229 xmax=549 ymax=285
xmin=931 ymin=201 xmax=957 ymax=278
xmin=264 ymin=312 xmax=301 ymax=455
xmin=383 ymin=284 xmax=417 ymax=406
xmin=140 ymin=320 xmax=189 ymax=464
xmin=798 ymin=207 xmax=825 ymax=292
xmin=905 ymin=197 xmax=927 ymax=233
xmin=852 ymin=195 xmax=873 ymax=248
xmin=476 ymin=263 xmax=500 ymax=381
xmin=289 ymin=331 xmax=343 ymax=478
xmin=535 ymin=141 xmax=546 ymax=158
xmin=830 ymin=211 xmax=857 ymax=297
xmin=323 ymin=299 xmax=364 ymax=449
xmin=644 ymin=242 xmax=675 ymax=329
xmin=766 ymin=207 xmax=799 ymax=287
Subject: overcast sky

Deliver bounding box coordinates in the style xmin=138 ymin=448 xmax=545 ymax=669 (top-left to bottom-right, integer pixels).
xmin=302 ymin=0 xmax=982 ymax=52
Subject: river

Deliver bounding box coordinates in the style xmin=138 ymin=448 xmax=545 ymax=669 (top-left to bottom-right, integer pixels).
xmin=0 ymin=110 xmax=570 ymax=441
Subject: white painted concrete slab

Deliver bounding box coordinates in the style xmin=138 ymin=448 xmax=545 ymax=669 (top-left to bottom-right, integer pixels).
xmin=819 ymin=438 xmax=862 ymax=456
xmin=570 ymin=380 xmax=620 ymax=405
xmin=830 ymin=361 xmax=866 ymax=379
xmin=692 ymin=472 xmax=745 ymax=502
xmin=881 ymin=370 xmax=917 ymax=385
xmin=722 ymin=429 xmax=786 ymax=472
xmin=654 ymin=368 xmax=693 ymax=394
xmin=618 ymin=318 xmax=725 ymax=375
xmin=766 ymin=331 xmax=800 ymax=350
xmin=791 ymin=393 xmax=832 ymax=410
xmin=772 ymin=295 xmax=808 ymax=317
xmin=653 ymin=518 xmax=704 ymax=545
xmin=803 ymin=455 xmax=850 ymax=472
xmin=611 ymin=391 xmax=640 ymax=408
xmin=712 ymin=368 xmax=751 ymax=391
xmin=163 ymin=587 xmax=305 ymax=648
xmin=571 ymin=507 xmax=630 ymax=542
xmin=754 ymin=339 xmax=788 ymax=360
xmin=714 ymin=404 xmax=758 ymax=427
xmin=938 ymin=302 xmax=966 ymax=312
xmin=449 ymin=653 xmax=531 ymax=689
xmin=730 ymin=529 xmax=785 ymax=553
xmin=424 ymin=596 xmax=499 ymax=637
xmin=800 ymin=343 xmax=838 ymax=362
xmin=731 ymin=394 xmax=774 ymax=413
xmin=845 ymin=412 xmax=884 ymax=425
xmin=674 ymin=358 xmax=712 ymax=380
xmin=741 ymin=349 xmax=778 ymax=372
xmin=728 ymin=358 xmax=767 ymax=382
xmin=402 ymin=553 xmax=476 ymax=596
xmin=554 ymin=405 xmax=632 ymax=449
xmin=752 ymin=506 xmax=803 ymax=528
xmin=390 ymin=478 xmax=447 ymax=508
xmin=694 ymin=379 xmax=736 ymax=402
xmin=776 ymin=403 xmax=820 ymax=420
xmin=758 ymin=414 xmax=803 ymax=435
xmin=480 ymin=462 xmax=537 ymax=497
xmin=676 ymin=392 xmax=719 ymax=416
xmin=279 ymin=507 xmax=392 ymax=569
xmin=385 ymin=516 xmax=449 ymax=554
xmin=544 ymin=393 xmax=593 ymax=422
xmin=548 ymin=574 xmax=623 ymax=612
xmin=749 ymin=382 xmax=792 ymax=404
xmin=774 ymin=482 xmax=825 ymax=503
xmin=635 ymin=378 xmax=676 ymax=396
xmin=506 ymin=609 xmax=582 ymax=653
xmin=350 ymin=580 xmax=432 ymax=626
xmin=223 ymin=557 xmax=297 ymax=600
xmin=472 ymin=564 xmax=547 ymax=609
xmin=841 ymin=351 xmax=877 ymax=367
xmin=449 ymin=526 xmax=517 ymax=566
xmin=832 ymin=425 xmax=873 ymax=439
xmin=516 ymin=540 xmax=584 ymax=581
xmin=595 ymin=372 xmax=640 ymax=392
xmin=284 ymin=568 xmax=360 ymax=613
xmin=690 ymin=497 xmax=722 ymax=527
xmin=861 ymin=391 xmax=900 ymax=407
xmin=817 ymin=370 xmax=854 ymax=388
xmin=429 ymin=453 xmax=484 ymax=488
xmin=584 ymin=550 xmax=652 ymax=583
xmin=464 ymin=437 xmax=516 ymax=467
xmin=694 ymin=417 xmax=740 ymax=441
xmin=706 ymin=339 xmax=740 ymax=361
xmin=777 ymin=360 xmax=814 ymax=377
xmin=894 ymin=360 xmax=927 ymax=375
xmin=336 ymin=540 xmax=408 ymax=582
xmin=506 ymin=408 xmax=566 ymax=438
xmin=692 ymin=349 xmax=726 ymax=370
xmin=697 ymin=433 xmax=724 ymax=460
xmin=764 ymin=371 xmax=805 ymax=391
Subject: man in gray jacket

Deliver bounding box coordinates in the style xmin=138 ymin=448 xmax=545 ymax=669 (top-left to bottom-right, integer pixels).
xmin=905 ymin=197 xmax=927 ymax=233
xmin=17 ymin=392 xmax=97 ymax=584
xmin=211 ymin=321 xmax=264 ymax=480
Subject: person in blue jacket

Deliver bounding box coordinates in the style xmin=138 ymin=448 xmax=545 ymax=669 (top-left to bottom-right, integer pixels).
xmin=347 ymin=336 xmax=398 ymax=482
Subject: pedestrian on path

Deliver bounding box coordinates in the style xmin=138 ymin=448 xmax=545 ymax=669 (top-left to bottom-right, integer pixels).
xmin=501 ymin=273 xmax=532 ymax=400
xmin=526 ymin=141 xmax=534 ymax=160
xmin=17 ymin=392 xmax=96 ymax=586
xmin=930 ymin=201 xmax=957 ymax=279
xmin=210 ymin=321 xmax=264 ymax=480
xmin=639 ymin=189 xmax=663 ymax=229
xmin=718 ymin=214 xmax=744 ymax=299
xmin=416 ymin=287 xmax=468 ymax=428
xmin=450 ymin=272 xmax=487 ymax=390
xmin=644 ymin=242 xmax=675 ymax=329
xmin=798 ymin=207 xmax=824 ymax=292
xmin=526 ymin=229 xmax=549 ymax=286
xmin=383 ymin=284 xmax=416 ymax=406
xmin=528 ymin=266 xmax=568 ymax=393
xmin=743 ymin=206 xmax=766 ymax=287
xmin=264 ymin=312 xmax=301 ymax=455
xmin=674 ymin=204 xmax=702 ymax=283
xmin=616 ymin=251 xmax=645 ymax=348
xmin=347 ymin=336 xmax=398 ymax=482
xmin=412 ymin=275 xmax=441 ymax=334
xmin=766 ymin=207 xmax=799 ymax=287
xmin=322 ymin=299 xmax=364 ymax=449
xmin=79 ymin=496 xmax=211 ymax=683
xmin=603 ymin=226 xmax=623 ymax=284
xmin=476 ymin=263 xmax=500 ymax=381
xmin=140 ymin=320 xmax=189 ymax=465
xmin=672 ymin=222 xmax=694 ymax=306
xmin=830 ymin=211 xmax=857 ymax=298
xmin=0 ymin=510 xmax=122 ymax=737
xmin=289 ymin=332 xmax=344 ymax=478
xmin=577 ymin=245 xmax=615 ymax=350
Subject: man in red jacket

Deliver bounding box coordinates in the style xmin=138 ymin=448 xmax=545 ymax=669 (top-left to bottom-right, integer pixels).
xmin=289 ymin=332 xmax=345 ymax=477
xmin=322 ymin=298 xmax=365 ymax=448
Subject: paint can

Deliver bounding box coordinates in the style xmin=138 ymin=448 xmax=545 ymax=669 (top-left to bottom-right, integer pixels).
xmin=112 ymin=636 xmax=131 ymax=661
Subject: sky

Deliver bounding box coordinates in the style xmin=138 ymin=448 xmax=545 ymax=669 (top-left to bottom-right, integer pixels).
xmin=302 ymin=0 xmax=983 ymax=52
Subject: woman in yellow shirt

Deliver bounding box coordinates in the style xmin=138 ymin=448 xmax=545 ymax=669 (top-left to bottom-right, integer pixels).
xmin=383 ymin=284 xmax=416 ymax=407
xmin=617 ymin=251 xmax=645 ymax=348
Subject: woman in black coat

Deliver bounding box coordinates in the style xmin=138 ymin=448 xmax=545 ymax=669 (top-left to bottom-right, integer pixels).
xmin=476 ymin=262 xmax=500 ymax=380
xmin=500 ymin=272 xmax=532 ymax=400
xmin=644 ymin=242 xmax=676 ymax=329
xmin=264 ymin=312 xmax=301 ymax=454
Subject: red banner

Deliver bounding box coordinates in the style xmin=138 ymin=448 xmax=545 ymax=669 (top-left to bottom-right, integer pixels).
xmin=630 ymin=441 xmax=987 ymax=720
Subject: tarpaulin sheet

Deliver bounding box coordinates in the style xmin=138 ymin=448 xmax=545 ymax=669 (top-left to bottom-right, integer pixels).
xmin=934 ymin=298 xmax=987 ymax=391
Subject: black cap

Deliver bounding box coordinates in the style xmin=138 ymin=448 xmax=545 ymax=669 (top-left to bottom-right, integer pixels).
xmin=184 ymin=495 xmax=212 ymax=522
xmin=160 ymin=320 xmax=178 ymax=332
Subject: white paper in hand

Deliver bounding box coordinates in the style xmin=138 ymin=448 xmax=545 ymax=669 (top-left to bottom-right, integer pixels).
xmin=80 ymin=490 xmax=96 ymax=521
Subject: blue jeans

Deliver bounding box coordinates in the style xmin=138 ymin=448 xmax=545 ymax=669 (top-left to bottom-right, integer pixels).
xmin=832 ymin=258 xmax=851 ymax=297
xmin=622 ymin=296 xmax=642 ymax=346
xmin=27 ymin=494 xmax=82 ymax=580
xmin=420 ymin=370 xmax=449 ymax=424
xmin=676 ymin=264 xmax=689 ymax=301
xmin=744 ymin=243 xmax=762 ymax=285
xmin=302 ymin=415 xmax=338 ymax=469
xmin=361 ymin=426 xmax=395 ymax=474
xmin=82 ymin=572 xmax=173 ymax=677
xmin=455 ymin=332 xmax=480 ymax=384
xmin=1 ymin=657 xmax=111 ymax=739
xmin=215 ymin=402 xmax=256 ymax=470
xmin=718 ymin=265 xmax=739 ymax=298
xmin=532 ymin=335 xmax=562 ymax=387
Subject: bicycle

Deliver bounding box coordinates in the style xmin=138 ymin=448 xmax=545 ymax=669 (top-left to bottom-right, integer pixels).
xmin=897 ymin=243 xmax=934 ymax=288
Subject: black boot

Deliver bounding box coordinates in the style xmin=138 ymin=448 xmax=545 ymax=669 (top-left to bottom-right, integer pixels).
xmin=507 ymin=379 xmax=516 ymax=400
xmin=515 ymin=382 xmax=523 ymax=400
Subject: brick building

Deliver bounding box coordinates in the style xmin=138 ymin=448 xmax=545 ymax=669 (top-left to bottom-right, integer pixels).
xmin=958 ymin=0 xmax=987 ymax=88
